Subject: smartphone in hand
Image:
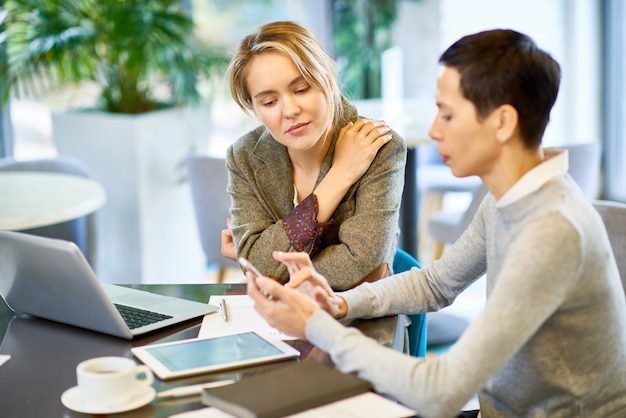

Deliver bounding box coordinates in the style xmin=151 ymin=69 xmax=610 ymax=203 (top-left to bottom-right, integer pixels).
xmin=239 ymin=257 xmax=275 ymax=299
xmin=238 ymin=257 xmax=262 ymax=278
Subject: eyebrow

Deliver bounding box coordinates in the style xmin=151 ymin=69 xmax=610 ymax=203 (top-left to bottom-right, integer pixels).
xmin=252 ymin=75 xmax=307 ymax=99
xmin=435 ymin=98 xmax=451 ymax=110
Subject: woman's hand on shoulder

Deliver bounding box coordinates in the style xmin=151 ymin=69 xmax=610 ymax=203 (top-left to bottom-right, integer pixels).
xmin=332 ymin=118 xmax=392 ymax=184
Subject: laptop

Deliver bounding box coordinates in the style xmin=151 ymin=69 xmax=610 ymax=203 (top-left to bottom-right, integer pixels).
xmin=0 ymin=230 xmax=219 ymax=339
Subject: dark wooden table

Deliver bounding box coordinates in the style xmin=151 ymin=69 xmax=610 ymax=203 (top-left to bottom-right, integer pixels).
xmin=0 ymin=283 xmax=404 ymax=417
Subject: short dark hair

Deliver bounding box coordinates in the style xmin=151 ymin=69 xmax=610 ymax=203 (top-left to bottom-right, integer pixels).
xmin=439 ymin=29 xmax=561 ymax=149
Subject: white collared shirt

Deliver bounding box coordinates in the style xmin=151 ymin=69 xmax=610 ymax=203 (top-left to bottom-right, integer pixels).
xmin=497 ymin=148 xmax=569 ymax=208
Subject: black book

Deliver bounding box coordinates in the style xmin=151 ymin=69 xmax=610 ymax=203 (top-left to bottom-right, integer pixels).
xmin=201 ymin=359 xmax=372 ymax=418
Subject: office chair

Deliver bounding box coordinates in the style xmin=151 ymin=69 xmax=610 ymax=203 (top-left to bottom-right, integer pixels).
xmin=393 ymin=248 xmax=471 ymax=349
xmin=186 ymin=155 xmax=239 ymax=283
xmin=593 ymin=200 xmax=626 ymax=297
xmin=392 ymin=249 xmax=428 ymax=357
xmin=561 ymin=142 xmax=601 ymax=199
xmin=0 ymin=156 xmax=97 ymax=267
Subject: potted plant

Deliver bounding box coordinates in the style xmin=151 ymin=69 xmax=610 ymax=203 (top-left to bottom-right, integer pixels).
xmin=0 ymin=0 xmax=229 ymax=283
xmin=1 ymin=0 xmax=227 ymax=112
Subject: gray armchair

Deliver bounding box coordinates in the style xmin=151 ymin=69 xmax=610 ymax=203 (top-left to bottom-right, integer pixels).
xmin=593 ymin=199 xmax=626 ymax=296
xmin=564 ymin=142 xmax=601 ymax=199
xmin=186 ymin=155 xmax=238 ymax=283
xmin=0 ymin=156 xmax=97 ymax=267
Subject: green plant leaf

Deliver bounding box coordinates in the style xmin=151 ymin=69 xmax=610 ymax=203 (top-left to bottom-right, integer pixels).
xmin=0 ymin=0 xmax=228 ymax=113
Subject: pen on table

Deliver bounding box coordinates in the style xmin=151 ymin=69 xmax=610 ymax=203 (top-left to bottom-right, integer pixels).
xmin=220 ymin=298 xmax=229 ymax=322
xmin=156 ymin=379 xmax=237 ymax=399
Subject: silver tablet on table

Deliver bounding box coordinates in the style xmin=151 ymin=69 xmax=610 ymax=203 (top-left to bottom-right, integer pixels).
xmin=131 ymin=331 xmax=300 ymax=380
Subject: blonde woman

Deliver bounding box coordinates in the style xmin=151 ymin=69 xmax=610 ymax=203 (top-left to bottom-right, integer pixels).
xmin=222 ymin=21 xmax=407 ymax=290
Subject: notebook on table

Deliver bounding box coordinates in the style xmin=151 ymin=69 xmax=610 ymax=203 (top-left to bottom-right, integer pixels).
xmin=0 ymin=230 xmax=219 ymax=339
xmin=200 ymin=358 xmax=374 ymax=418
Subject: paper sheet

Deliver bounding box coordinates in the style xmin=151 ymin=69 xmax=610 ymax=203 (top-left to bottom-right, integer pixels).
xmin=170 ymin=392 xmax=416 ymax=418
xmin=170 ymin=407 xmax=237 ymax=418
xmin=0 ymin=355 xmax=10 ymax=367
xmin=200 ymin=295 xmax=296 ymax=340
xmin=170 ymin=407 xmax=235 ymax=418
xmin=284 ymin=393 xmax=416 ymax=418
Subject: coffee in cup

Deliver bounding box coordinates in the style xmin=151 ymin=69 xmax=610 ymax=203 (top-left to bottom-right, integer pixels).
xmin=76 ymin=356 xmax=153 ymax=408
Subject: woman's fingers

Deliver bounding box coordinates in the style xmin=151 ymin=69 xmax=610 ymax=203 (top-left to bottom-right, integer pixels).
xmin=255 ymin=275 xmax=284 ymax=299
xmin=351 ymin=119 xmax=391 ymax=142
xmin=220 ymin=228 xmax=237 ymax=260
xmin=336 ymin=119 xmax=392 ymax=159
xmin=246 ymin=271 xmax=266 ymax=300
xmin=284 ymin=265 xmax=324 ymax=289
xmin=273 ymin=251 xmax=313 ymax=281
xmin=247 ymin=275 xmax=314 ymax=339
xmin=273 ymin=250 xmax=311 ymax=265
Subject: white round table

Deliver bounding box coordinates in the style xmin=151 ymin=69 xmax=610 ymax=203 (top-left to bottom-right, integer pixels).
xmin=0 ymin=171 xmax=107 ymax=231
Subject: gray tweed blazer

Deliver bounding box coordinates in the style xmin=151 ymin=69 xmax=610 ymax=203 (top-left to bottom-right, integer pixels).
xmin=226 ymin=99 xmax=407 ymax=290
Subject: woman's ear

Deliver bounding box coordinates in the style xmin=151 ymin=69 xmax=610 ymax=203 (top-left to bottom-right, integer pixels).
xmin=493 ymin=104 xmax=519 ymax=144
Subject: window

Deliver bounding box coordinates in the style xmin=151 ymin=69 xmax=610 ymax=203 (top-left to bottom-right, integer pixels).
xmin=0 ymin=36 xmax=13 ymax=157
xmin=603 ymin=0 xmax=626 ymax=201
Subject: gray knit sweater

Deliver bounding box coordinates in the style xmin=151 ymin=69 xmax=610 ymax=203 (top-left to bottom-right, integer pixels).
xmin=306 ymin=156 xmax=626 ymax=417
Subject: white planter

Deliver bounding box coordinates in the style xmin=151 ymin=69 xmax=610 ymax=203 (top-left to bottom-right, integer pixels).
xmin=52 ymin=106 xmax=210 ymax=283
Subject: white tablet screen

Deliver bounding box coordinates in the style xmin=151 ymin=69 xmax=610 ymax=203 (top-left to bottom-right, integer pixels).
xmin=149 ymin=332 xmax=283 ymax=371
xmin=132 ymin=331 xmax=299 ymax=379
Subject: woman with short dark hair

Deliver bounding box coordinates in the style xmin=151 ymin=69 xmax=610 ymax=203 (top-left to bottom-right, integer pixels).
xmin=247 ymin=29 xmax=626 ymax=417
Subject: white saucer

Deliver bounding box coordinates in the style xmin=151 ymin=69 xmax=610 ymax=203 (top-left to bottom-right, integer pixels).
xmin=61 ymin=386 xmax=156 ymax=414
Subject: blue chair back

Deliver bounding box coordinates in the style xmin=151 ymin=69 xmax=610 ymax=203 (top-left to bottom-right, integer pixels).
xmin=393 ymin=248 xmax=428 ymax=357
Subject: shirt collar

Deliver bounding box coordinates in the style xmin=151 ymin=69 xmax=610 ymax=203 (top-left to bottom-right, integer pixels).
xmin=496 ymin=148 xmax=568 ymax=208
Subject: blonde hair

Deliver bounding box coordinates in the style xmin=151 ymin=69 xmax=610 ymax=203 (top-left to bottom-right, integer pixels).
xmin=228 ymin=21 xmax=344 ymax=134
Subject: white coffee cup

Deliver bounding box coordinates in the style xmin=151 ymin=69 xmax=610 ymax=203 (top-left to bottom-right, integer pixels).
xmin=76 ymin=356 xmax=154 ymax=408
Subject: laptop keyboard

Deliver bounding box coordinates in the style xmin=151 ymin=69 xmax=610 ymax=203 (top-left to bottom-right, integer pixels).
xmin=114 ymin=304 xmax=173 ymax=329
